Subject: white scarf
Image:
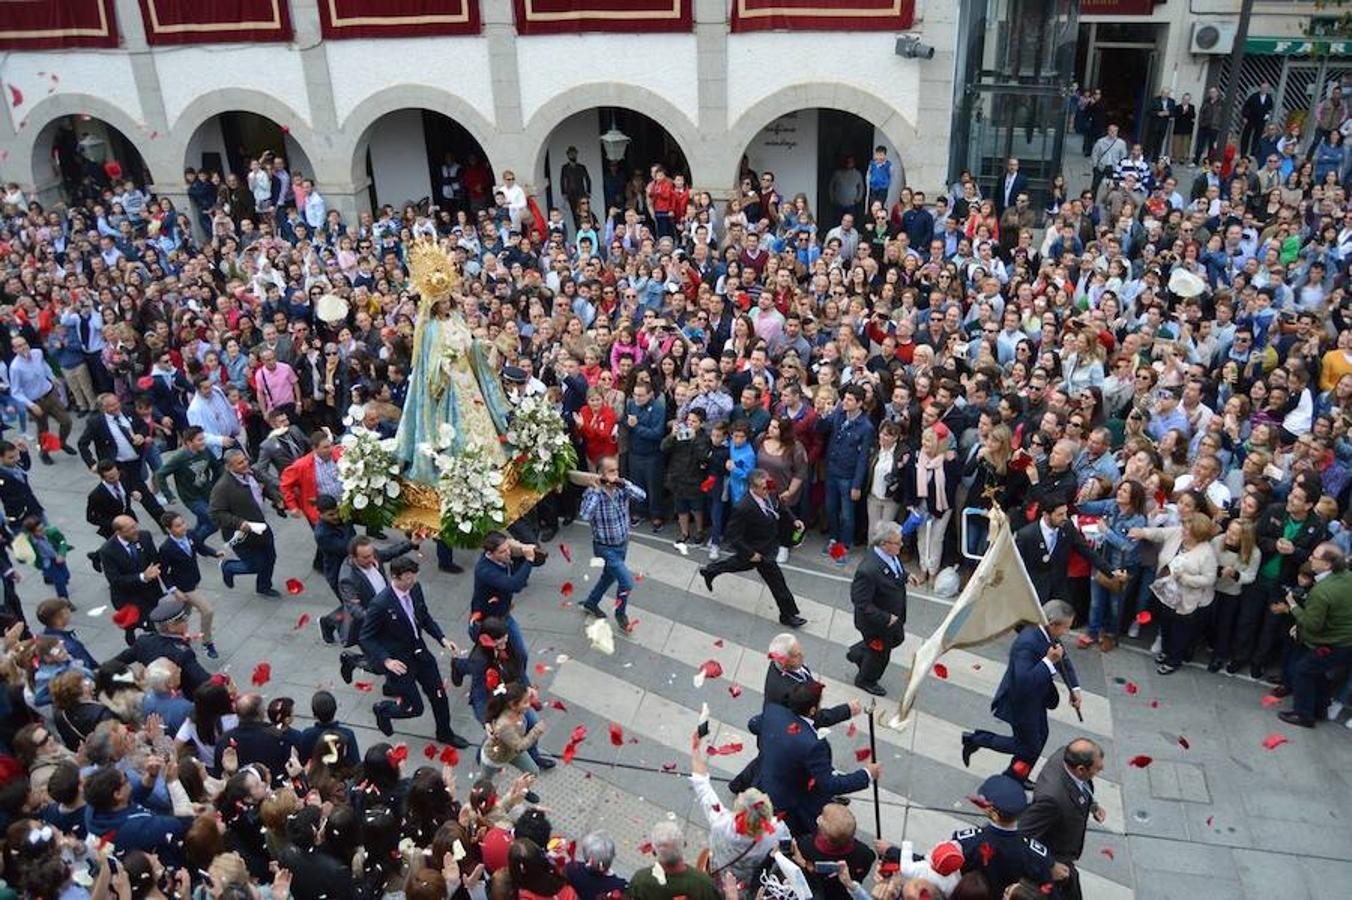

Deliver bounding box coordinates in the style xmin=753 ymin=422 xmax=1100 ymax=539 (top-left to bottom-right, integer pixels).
xmin=915 ymin=449 xmax=950 ymax=513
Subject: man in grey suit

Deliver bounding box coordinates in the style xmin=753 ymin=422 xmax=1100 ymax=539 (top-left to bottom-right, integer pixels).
xmin=1019 ymin=738 xmax=1106 ymax=900
xmin=329 ymin=533 xmax=414 ymax=683
xmin=209 ymin=448 xmax=286 ymax=597
xmin=845 ymin=521 xmax=908 ymax=696
xmin=251 ymin=408 xmax=309 ymax=486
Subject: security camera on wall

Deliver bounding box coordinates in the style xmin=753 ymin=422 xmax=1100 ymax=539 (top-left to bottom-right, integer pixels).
xmin=895 ymin=34 xmax=936 ymax=60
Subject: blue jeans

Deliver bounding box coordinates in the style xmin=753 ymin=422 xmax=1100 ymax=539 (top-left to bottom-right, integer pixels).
xmin=824 ymin=476 xmax=856 ymax=548
xmin=628 ymin=453 xmax=665 ymax=520
xmin=1088 ymin=574 xmax=1129 ymax=638
xmin=223 ymin=541 xmax=276 ymax=592
xmin=586 ymin=540 xmax=635 ymax=616
xmin=186 ymin=499 xmax=217 ymax=545
xmin=42 ymin=560 xmax=70 ymax=598
xmin=964 ymin=510 xmax=990 ymax=559
xmin=1285 ymin=644 xmax=1352 ymax=720
xmin=708 ymin=494 xmax=727 ymax=546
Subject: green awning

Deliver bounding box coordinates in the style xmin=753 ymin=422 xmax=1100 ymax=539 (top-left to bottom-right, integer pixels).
xmin=1245 ymin=37 xmax=1352 ymax=57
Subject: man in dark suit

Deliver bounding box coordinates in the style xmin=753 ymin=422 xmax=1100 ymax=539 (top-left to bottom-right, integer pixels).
xmin=98 ymin=515 xmax=165 ymax=646
xmin=0 ymin=439 xmax=42 ymax=527
xmin=158 ymin=510 xmax=222 ymax=659
xmin=752 ymin=681 xmax=879 ymax=836
xmin=698 ymin=468 xmax=806 ymax=628
xmin=85 ymin=460 xmax=137 ymax=573
xmin=1240 ymin=82 xmax=1275 ymax=159
xmin=1015 ymin=502 xmax=1121 ymax=605
xmin=846 ymin=521 xmax=908 ymax=696
xmin=213 ymin=693 xmax=297 ymax=786
xmin=77 ymin=393 xmax=164 ymax=524
xmin=1019 ymin=739 xmax=1106 ymax=900
xmin=727 ymin=633 xmax=862 ymax=794
xmin=962 ymin=600 xmax=1081 ymax=787
xmin=1143 ymin=89 xmax=1176 ymax=161
xmin=251 ymin=409 xmax=309 ymax=487
xmin=471 ymin=530 xmax=542 ymax=667
xmin=116 ymin=595 xmax=213 ymax=699
xmin=358 ymin=556 xmax=468 ymax=748
xmin=330 ymin=532 xmax=414 ymax=684
xmin=208 ymin=449 xmax=285 ymax=598
xmin=994 ymin=157 xmax=1028 ymax=215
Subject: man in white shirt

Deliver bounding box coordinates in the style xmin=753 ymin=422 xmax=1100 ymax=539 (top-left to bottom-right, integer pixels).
xmin=498 ymin=170 xmax=528 ymax=228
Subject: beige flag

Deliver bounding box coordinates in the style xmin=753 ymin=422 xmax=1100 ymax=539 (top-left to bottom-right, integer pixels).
xmin=889 ymin=506 xmax=1046 ymax=729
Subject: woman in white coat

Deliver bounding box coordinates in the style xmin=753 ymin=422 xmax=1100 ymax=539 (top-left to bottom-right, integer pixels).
xmin=1130 ymin=512 xmax=1219 ymax=675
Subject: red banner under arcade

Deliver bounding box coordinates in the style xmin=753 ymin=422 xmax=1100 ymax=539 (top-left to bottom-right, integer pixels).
xmin=513 ymin=0 xmax=691 ymax=35
xmin=0 ymin=0 xmax=120 ymax=50
xmin=317 ymin=1 xmax=481 ymax=39
xmin=138 ymin=0 xmax=293 ymax=45
xmin=730 ymin=0 xmax=915 ymax=33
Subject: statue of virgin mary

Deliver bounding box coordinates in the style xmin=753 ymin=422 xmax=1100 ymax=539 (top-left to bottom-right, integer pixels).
xmin=393 ymin=235 xmax=514 ymax=483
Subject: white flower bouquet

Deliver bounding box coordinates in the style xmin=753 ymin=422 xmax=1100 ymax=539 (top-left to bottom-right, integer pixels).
xmin=428 ymin=440 xmax=508 ymax=548
xmin=337 ymin=425 xmax=404 ymax=528
xmin=505 ymin=394 xmax=578 ymax=492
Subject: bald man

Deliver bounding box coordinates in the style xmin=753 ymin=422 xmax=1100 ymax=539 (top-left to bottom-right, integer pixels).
xmin=97 ymin=514 xmax=164 ymax=645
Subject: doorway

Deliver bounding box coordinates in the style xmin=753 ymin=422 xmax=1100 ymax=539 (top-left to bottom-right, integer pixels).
xmin=1091 ymin=46 xmax=1155 ymax=143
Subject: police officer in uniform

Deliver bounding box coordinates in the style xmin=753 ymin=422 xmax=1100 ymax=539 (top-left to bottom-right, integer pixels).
xmin=951 ymin=774 xmax=1061 ymax=896
xmin=116 ymin=594 xmax=213 ymax=699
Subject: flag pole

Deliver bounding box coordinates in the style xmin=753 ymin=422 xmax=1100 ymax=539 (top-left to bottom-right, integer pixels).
xmin=867 ymin=699 xmax=881 ymax=837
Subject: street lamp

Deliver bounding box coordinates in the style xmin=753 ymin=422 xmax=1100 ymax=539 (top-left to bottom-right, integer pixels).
xmin=599 ymin=120 xmax=631 ymax=162
xmin=78 ymin=132 xmax=108 ymax=163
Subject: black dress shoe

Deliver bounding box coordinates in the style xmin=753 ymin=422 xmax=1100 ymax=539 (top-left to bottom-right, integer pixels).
xmin=39 ymin=451 xmax=53 ymax=465
xmin=699 ymin=567 xmax=714 ymax=592
xmin=1271 ymin=683 xmax=1292 ymax=698
xmin=374 ymin=705 xmax=394 ymax=736
xmin=1206 ymin=657 xmax=1224 ymax=673
xmin=1250 ymin=664 xmax=1265 ymax=679
xmin=854 ymin=678 xmax=885 ymax=696
xmin=60 ymin=443 xmax=77 ymax=456
xmin=1225 ymin=660 xmax=1244 ymax=675
xmin=960 ymin=732 xmax=977 ymax=768
xmin=339 ymin=652 xmax=356 ymax=684
xmin=1277 ymin=710 xmax=1315 ymax=728
xmin=437 ymin=732 xmax=471 ymax=749
xmin=439 ymin=562 xmax=465 ymax=575
xmin=780 ymin=614 xmax=806 ymax=628
xmin=524 ymin=790 xmax=541 ymax=804
xmin=320 ymin=616 xmax=337 ymax=645
xmin=258 ymin=588 xmax=282 ymax=599
xmin=449 ymin=657 xmax=465 ymax=687
xmin=536 ymin=756 xmax=557 ymax=771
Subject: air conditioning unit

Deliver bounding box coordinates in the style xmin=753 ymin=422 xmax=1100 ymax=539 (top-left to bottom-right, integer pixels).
xmin=1191 ymin=20 xmax=1237 ymax=55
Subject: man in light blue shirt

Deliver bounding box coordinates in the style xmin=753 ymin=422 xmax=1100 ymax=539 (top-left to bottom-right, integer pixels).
xmin=1145 ymin=386 xmax=1190 ymax=442
xmin=8 ymin=335 xmax=74 ymax=463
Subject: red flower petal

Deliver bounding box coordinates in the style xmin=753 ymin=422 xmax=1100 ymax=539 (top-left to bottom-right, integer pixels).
xmin=699 ymin=660 xmax=723 ymax=680
xmin=112 ymin=605 xmax=140 ymax=629
xmin=638 ymin=841 xmax=654 ymax=855
xmin=562 ymin=742 xmax=579 ymax=764
xmin=286 ymin=578 xmax=305 ymax=595
xmin=828 ymin=542 xmax=848 ymax=560
xmin=786 ymin=722 xmax=801 ymax=735
xmin=1100 ymin=848 xmax=1115 ymax=861
xmin=1149 ymin=699 xmax=1161 ymax=708
xmin=251 ymin=663 xmax=271 ymax=687
xmin=609 ymin=723 xmax=624 ymax=746
xmin=1136 ymin=611 xmax=1152 ymax=626
xmin=535 ymin=662 xmax=548 ymax=676
xmin=700 ymin=475 xmax=717 ymax=493
xmin=485 ymin=668 xmax=501 ymax=691
xmin=1206 ymin=815 xmax=1215 ymax=827
xmin=7 ymin=84 xmax=22 ymax=107
xmin=424 ymin=744 xmax=438 ymax=760
xmin=933 ymin=663 xmax=949 ymax=680
xmin=1260 ymin=695 xmax=1282 ymax=709
xmin=354 ymin=681 xmax=374 ymax=692
xmin=440 ymin=746 xmax=460 ymax=766
xmin=1011 ymin=759 xmax=1031 ymax=778
xmin=561 ymin=581 xmax=574 ymax=597
xmin=387 ymin=744 xmax=408 ymax=765
xmin=713 ymin=639 xmax=724 ymax=648
xmin=706 ymin=742 xmax=743 ymax=756
xmin=1261 ymin=733 xmax=1289 ymax=751
xmin=1124 ymin=681 xmax=1139 ymax=695
xmin=847 ymin=723 xmax=858 ymax=738
xmin=549 ymin=699 xmax=568 ymax=711
xmin=728 ymin=684 xmax=742 ymax=698
xmin=1177 ymin=736 xmax=1191 ymax=750
xmin=1128 ymin=755 xmax=1153 ymax=768
xmin=868 ymin=638 xmax=885 ymax=652
xmin=558 ymin=543 xmax=572 ymax=563
xmin=978 ymin=842 xmax=995 ymax=866
xmin=570 ymin=724 xmax=588 ymax=743
xmin=854 ymin=746 xmax=872 ymax=762
xmin=661 ymin=762 xmax=677 ymax=773
xmin=294 ymin=613 xmax=310 ymax=630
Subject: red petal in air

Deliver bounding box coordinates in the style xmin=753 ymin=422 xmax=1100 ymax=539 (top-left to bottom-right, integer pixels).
xmin=1124 ymin=681 xmax=1139 ymax=695
xmin=847 ymin=722 xmax=857 ymax=738
xmin=286 ymin=578 xmax=305 ymax=595
xmin=7 ymin=84 xmax=22 ymax=107
xmin=700 ymin=475 xmax=716 ymax=493
xmin=1011 ymin=760 xmax=1031 ymax=779
xmin=1128 ymin=755 xmax=1153 ymax=768
xmin=294 ymin=613 xmax=311 ymax=630
xmin=786 ymin=722 xmax=801 ymax=735
xmin=559 ymin=543 xmax=572 ymax=562
xmin=1136 ymin=611 xmax=1152 ymax=626
xmin=609 ymin=723 xmax=624 ymax=746
xmin=424 ymin=744 xmax=438 ymax=760
xmin=1177 ymin=736 xmax=1191 ymax=750
xmin=699 ymin=660 xmax=723 ymax=680
xmin=829 ymin=542 xmax=848 ymax=560
xmin=868 ymin=638 xmax=885 ymax=652
xmin=1261 ymin=733 xmax=1289 ymax=751
xmin=251 ymin=663 xmax=272 ymax=686
xmin=440 ymin=746 xmax=460 ymax=766
xmin=933 ymin=663 xmax=949 ymax=680
xmin=706 ymin=742 xmax=743 ymax=756
xmin=387 ymin=744 xmax=409 ymax=765
xmin=561 ymin=581 xmax=574 ymax=597
xmin=535 ymin=662 xmax=548 ymax=676
xmin=854 ymin=746 xmax=872 ymax=762
xmin=354 ymin=681 xmax=374 ymax=692
xmin=728 ymin=684 xmax=742 ymax=698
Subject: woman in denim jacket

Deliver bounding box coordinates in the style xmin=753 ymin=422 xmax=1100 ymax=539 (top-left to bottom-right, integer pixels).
xmin=1076 ymin=478 xmax=1148 ymax=651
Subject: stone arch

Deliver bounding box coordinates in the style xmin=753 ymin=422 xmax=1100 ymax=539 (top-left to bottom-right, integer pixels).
xmin=17 ymin=93 xmax=161 ymax=192
xmin=522 ymin=84 xmax=708 ymax=188
xmin=339 ymin=85 xmax=502 ymax=189
xmin=169 ymin=89 xmax=321 ymax=178
xmin=723 ymin=84 xmax=920 ymax=187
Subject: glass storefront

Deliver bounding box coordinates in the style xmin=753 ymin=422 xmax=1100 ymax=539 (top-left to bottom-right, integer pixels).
xmin=949 ymin=0 xmax=1080 ymax=203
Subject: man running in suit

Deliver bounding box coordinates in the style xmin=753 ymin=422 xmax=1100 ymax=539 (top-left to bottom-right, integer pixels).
xmin=98 ymin=515 xmax=164 ymax=646
xmin=78 ymin=393 xmax=165 ymax=525
xmin=208 ymin=449 xmax=285 ymax=597
xmin=330 ymin=532 xmax=414 ymax=684
xmin=846 ymin=521 xmax=908 ymax=696
xmin=358 ymin=556 xmax=468 ymax=748
xmin=1019 ymin=739 xmax=1106 ymax=900
xmin=85 ymin=460 xmax=136 ymax=573
xmin=962 ymin=600 xmax=1081 ymax=787
xmin=698 ymin=468 xmax=806 ymax=628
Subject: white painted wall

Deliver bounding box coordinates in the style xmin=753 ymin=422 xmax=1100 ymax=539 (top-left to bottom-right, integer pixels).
xmin=0 ymin=53 xmax=144 ymax=132
xmin=325 ymin=37 xmax=494 ymax=128
xmin=368 ymin=109 xmax=432 ymax=207
xmin=545 ymin=109 xmax=605 ymax=222
xmin=153 ymin=45 xmax=310 ymax=130
xmin=744 ymin=110 xmax=819 ymax=202
xmin=184 ymin=118 xmax=229 ymax=173
xmin=516 ymin=34 xmax=699 ymax=126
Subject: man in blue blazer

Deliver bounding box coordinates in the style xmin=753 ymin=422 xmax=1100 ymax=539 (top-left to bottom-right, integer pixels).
xmin=753 ymin=681 xmax=880 ymax=836
xmin=962 ymin=600 xmax=1080 ymax=787
xmin=470 ymin=530 xmax=542 ymax=666
xmin=358 ymin=556 xmax=468 ymax=748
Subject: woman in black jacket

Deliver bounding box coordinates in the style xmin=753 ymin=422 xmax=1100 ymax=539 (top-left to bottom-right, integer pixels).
xmin=280 ymin=805 xmax=358 ymax=900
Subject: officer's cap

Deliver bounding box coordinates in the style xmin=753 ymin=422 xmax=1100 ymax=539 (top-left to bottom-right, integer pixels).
xmin=977 ymin=774 xmax=1028 ymax=817
xmin=149 ymin=595 xmax=189 ymax=625
xmin=502 ymin=366 xmax=528 ymax=385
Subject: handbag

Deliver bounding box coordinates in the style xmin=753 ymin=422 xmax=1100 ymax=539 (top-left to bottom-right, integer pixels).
xmin=1094 ymin=569 xmax=1128 ymax=592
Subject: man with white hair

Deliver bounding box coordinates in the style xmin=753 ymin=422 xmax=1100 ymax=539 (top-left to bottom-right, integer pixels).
xmin=628 ymin=820 xmax=719 ymax=900
xmin=962 ymin=600 xmax=1082 ymax=789
xmin=142 ymin=658 xmax=192 ymax=735
xmin=565 ymin=831 xmax=628 ymax=898
xmin=846 ymin=521 xmax=909 ymax=696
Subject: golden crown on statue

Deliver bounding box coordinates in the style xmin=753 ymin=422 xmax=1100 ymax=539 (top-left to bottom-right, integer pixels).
xmin=408 ymin=234 xmax=459 ymax=300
